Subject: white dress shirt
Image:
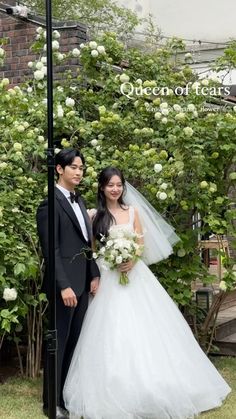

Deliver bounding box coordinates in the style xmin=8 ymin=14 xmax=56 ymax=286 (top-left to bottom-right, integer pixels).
xmin=56 ymin=184 xmax=89 ymax=242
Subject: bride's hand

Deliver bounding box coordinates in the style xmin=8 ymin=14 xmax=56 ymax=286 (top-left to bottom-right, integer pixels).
xmin=118 ymin=260 xmax=135 ymax=273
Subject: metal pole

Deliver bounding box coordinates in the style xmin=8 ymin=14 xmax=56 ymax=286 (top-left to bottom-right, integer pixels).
xmin=46 ymin=0 xmax=57 ymax=418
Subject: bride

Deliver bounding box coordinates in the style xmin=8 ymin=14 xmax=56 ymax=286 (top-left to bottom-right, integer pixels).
xmin=63 ymin=167 xmax=231 ymax=419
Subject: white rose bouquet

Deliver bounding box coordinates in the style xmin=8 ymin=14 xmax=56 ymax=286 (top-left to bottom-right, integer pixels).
xmin=93 ymin=228 xmax=143 ymax=285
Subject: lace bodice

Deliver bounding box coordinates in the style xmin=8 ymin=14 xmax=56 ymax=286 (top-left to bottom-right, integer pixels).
xmin=109 ymin=206 xmax=135 ymax=233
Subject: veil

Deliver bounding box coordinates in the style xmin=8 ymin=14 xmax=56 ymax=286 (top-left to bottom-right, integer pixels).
xmin=124 ymin=182 xmax=180 ymax=265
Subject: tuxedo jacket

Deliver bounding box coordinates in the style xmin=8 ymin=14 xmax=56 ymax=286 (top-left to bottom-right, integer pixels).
xmin=37 ymin=187 xmax=100 ymax=298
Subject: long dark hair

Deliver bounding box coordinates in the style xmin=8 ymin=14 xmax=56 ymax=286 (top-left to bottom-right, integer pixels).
xmin=93 ymin=167 xmax=127 ymax=240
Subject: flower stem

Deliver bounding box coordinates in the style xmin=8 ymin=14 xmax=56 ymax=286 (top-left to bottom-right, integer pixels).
xmin=119 ymin=272 xmax=129 ymax=285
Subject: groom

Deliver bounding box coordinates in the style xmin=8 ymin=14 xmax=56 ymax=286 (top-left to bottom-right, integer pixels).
xmin=37 ymin=148 xmax=100 ymax=418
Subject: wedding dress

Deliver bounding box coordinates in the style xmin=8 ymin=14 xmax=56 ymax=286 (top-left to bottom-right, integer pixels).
xmin=64 ymin=207 xmax=231 ymax=419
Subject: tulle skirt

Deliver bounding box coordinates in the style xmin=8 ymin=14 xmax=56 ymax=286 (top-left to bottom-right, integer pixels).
xmin=64 ymin=260 xmax=231 ymax=419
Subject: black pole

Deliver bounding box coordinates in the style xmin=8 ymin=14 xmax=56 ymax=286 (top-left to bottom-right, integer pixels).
xmin=45 ymin=0 xmax=57 ymax=418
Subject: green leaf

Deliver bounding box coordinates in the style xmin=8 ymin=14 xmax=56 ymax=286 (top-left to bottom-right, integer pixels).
xmin=14 ymin=263 xmax=26 ymax=276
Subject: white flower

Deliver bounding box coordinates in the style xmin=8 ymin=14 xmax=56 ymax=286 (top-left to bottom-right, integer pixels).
xmin=36 ymin=27 xmax=44 ymax=34
xmin=183 ymin=127 xmax=193 ymax=137
xmin=187 ymin=104 xmax=195 ymax=112
xmin=154 ymin=163 xmax=163 ymax=173
xmin=233 ymin=106 xmax=236 ymax=113
xmin=159 ymin=192 xmax=167 ymax=200
xmin=160 ymin=182 xmax=168 ymax=190
xmin=36 ymin=61 xmax=44 ymax=70
xmin=57 ymin=86 xmax=64 ymax=92
xmin=0 ymin=47 xmax=5 ymax=57
xmin=201 ymin=79 xmax=209 ymax=86
xmin=72 ymin=48 xmax=81 ymax=57
xmin=193 ymin=111 xmax=198 ymax=118
xmin=0 ymin=162 xmax=7 ymax=169
xmin=92 ymin=252 xmax=98 ymax=259
xmin=175 ymin=112 xmax=185 ymax=121
xmin=54 ymin=148 xmax=61 ymax=154
xmin=12 ymin=207 xmax=20 ymax=213
xmin=65 ymin=97 xmax=75 ymax=107
xmin=219 ymin=280 xmax=227 ymax=291
xmin=97 ymin=45 xmax=105 ymax=54
xmin=173 ymin=104 xmax=182 ymax=112
xmin=116 ymin=256 xmax=123 ymax=264
xmin=177 ymin=249 xmax=186 ymax=257
xmin=160 ymin=102 xmax=168 ymax=110
xmin=57 ymin=105 xmax=64 ymax=118
xmin=161 ymin=108 xmax=169 ymax=116
xmin=38 ymin=136 xmax=45 ymax=143
xmin=13 ymin=142 xmax=22 ymax=151
xmin=120 ymin=73 xmax=130 ymax=83
xmin=154 ymin=112 xmax=162 ymax=120
xmin=41 ymin=56 xmax=47 ymax=64
xmin=56 ymin=53 xmax=64 ymax=61
xmin=27 ymin=87 xmax=33 ymax=93
xmin=80 ymin=43 xmax=85 ymax=49
xmin=161 ymin=117 xmax=168 ymax=124
xmin=28 ymin=61 xmax=33 ymax=68
xmin=106 ymin=240 xmax=113 ymax=247
xmin=53 ymin=30 xmax=60 ymax=39
xmin=89 ymin=41 xmax=97 ymax=49
xmin=3 ymin=287 xmax=17 ymax=302
xmin=91 ymin=139 xmax=98 ymax=146
xmin=185 ymin=52 xmax=192 ymax=59
xmin=136 ymin=78 xmax=142 ymax=85
xmin=16 ymin=125 xmax=25 ymax=132
xmin=34 ymin=70 xmax=45 ymax=80
xmin=91 ymin=49 xmax=99 ymax=57
xmin=2 ymin=78 xmax=9 ymax=86
xmin=52 ymin=40 xmax=60 ymax=50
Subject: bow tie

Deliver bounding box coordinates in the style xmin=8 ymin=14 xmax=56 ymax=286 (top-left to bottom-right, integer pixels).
xmin=69 ymin=192 xmax=79 ymax=203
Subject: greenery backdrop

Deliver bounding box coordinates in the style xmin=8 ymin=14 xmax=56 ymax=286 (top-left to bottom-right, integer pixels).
xmin=0 ymin=25 xmax=236 ymax=376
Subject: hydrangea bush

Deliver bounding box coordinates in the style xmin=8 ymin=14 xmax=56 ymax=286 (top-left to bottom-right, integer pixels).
xmin=0 ymin=29 xmax=236 ymax=373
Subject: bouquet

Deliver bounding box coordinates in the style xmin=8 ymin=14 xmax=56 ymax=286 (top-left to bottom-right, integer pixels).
xmin=93 ymin=228 xmax=143 ymax=285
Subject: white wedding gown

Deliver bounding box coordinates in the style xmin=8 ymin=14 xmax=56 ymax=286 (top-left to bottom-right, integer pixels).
xmin=64 ymin=207 xmax=231 ymax=419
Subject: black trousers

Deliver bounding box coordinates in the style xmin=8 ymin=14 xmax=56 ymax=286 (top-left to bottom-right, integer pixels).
xmin=43 ymin=291 xmax=89 ymax=408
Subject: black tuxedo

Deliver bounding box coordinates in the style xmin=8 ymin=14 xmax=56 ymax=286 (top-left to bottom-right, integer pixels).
xmin=37 ymin=187 xmax=100 ymax=409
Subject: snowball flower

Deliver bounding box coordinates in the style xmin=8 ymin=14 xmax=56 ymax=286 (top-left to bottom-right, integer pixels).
xmin=52 ymin=40 xmax=60 ymax=50
xmin=2 ymin=78 xmax=9 ymax=86
xmin=161 ymin=118 xmax=168 ymax=124
xmin=34 ymin=70 xmax=45 ymax=80
xmin=173 ymin=104 xmax=182 ymax=112
xmin=201 ymin=79 xmax=209 ymax=86
xmin=97 ymin=45 xmax=105 ymax=54
xmin=53 ymin=30 xmax=60 ymax=39
xmin=160 ymin=102 xmax=168 ymax=110
xmin=185 ymin=52 xmax=192 ymax=59
xmin=161 ymin=108 xmax=169 ymax=116
xmin=56 ymin=53 xmax=64 ymax=61
xmin=36 ymin=61 xmax=44 ymax=70
xmin=120 ymin=73 xmax=130 ymax=83
xmin=13 ymin=143 xmax=22 ymax=151
xmin=28 ymin=61 xmax=33 ymax=68
xmin=91 ymin=139 xmax=98 ymax=146
xmin=154 ymin=112 xmax=161 ymax=120
xmin=57 ymin=105 xmax=64 ymax=118
xmin=0 ymin=47 xmax=5 ymax=57
xmin=219 ymin=280 xmax=227 ymax=291
xmin=177 ymin=249 xmax=186 ymax=257
xmin=159 ymin=192 xmax=167 ymax=200
xmin=3 ymin=287 xmax=17 ymax=302
xmin=36 ymin=26 xmax=44 ymax=34
xmin=0 ymin=162 xmax=7 ymax=169
xmin=41 ymin=56 xmax=47 ymax=64
xmin=16 ymin=125 xmax=25 ymax=132
xmin=183 ymin=127 xmax=193 ymax=137
xmin=65 ymin=97 xmax=75 ymax=107
xmin=187 ymin=104 xmax=195 ymax=112
xmin=91 ymin=49 xmax=99 ymax=57
xmin=72 ymin=48 xmax=80 ymax=57
xmin=160 ymin=182 xmax=168 ymax=190
xmin=154 ymin=163 xmax=163 ymax=173
xmin=27 ymin=87 xmax=33 ymax=93
xmin=80 ymin=43 xmax=85 ymax=49
xmin=175 ymin=112 xmax=185 ymax=121
xmin=12 ymin=207 xmax=20 ymax=213
xmin=89 ymin=41 xmax=98 ymax=49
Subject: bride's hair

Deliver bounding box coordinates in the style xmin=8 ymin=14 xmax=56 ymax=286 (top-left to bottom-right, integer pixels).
xmin=93 ymin=167 xmax=127 ymax=240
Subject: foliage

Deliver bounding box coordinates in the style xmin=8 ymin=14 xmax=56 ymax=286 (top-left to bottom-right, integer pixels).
xmin=0 ymin=27 xmax=236 ymax=373
xmin=24 ymin=0 xmax=141 ymax=39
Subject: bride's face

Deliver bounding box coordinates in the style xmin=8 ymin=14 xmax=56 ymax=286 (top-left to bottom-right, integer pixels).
xmin=103 ymin=175 xmax=123 ymax=202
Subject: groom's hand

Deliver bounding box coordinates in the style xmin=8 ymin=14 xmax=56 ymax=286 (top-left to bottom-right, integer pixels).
xmin=90 ymin=277 xmax=99 ymax=295
xmin=61 ymin=287 xmax=77 ymax=307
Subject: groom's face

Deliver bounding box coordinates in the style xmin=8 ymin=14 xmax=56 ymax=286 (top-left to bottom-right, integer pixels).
xmin=56 ymin=156 xmax=84 ymax=190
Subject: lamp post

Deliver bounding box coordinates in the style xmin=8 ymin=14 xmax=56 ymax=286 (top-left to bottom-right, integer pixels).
xmin=45 ymin=0 xmax=57 ymax=418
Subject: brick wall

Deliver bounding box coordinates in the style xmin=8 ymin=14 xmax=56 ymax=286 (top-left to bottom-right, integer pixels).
xmin=0 ymin=3 xmax=87 ymax=85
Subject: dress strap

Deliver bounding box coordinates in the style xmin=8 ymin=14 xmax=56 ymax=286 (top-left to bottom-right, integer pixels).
xmin=128 ymin=206 xmax=135 ymax=226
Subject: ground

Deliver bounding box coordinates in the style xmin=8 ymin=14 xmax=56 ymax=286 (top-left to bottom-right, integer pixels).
xmin=0 ymin=357 xmax=235 ymax=419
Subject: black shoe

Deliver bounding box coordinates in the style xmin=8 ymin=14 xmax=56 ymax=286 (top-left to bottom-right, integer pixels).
xmin=43 ymin=406 xmax=69 ymax=418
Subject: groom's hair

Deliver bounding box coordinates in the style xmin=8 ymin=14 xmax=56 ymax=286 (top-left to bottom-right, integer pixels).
xmin=55 ymin=148 xmax=85 ymax=177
